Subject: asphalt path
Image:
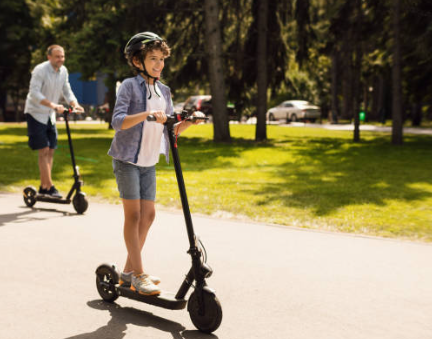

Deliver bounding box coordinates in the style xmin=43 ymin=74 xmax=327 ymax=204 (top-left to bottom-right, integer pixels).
xmin=1 ymin=193 xmax=431 ymax=339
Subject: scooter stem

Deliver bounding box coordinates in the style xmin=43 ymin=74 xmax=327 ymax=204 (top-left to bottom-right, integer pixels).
xmin=64 ymin=110 xmax=79 ymax=179
xmin=167 ymin=126 xmax=197 ymax=248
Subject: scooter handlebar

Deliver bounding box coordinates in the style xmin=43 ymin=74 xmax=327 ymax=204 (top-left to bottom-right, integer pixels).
xmin=63 ymin=107 xmax=84 ymax=115
xmin=146 ymin=112 xmax=208 ymax=124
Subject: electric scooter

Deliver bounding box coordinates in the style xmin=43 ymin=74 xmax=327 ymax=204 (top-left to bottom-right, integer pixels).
xmin=95 ymin=111 xmax=222 ymax=333
xmin=23 ymin=107 xmax=89 ymax=214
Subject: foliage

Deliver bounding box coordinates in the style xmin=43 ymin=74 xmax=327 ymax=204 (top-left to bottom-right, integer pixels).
xmin=1 ymin=0 xmax=432 ymax=130
xmin=0 ymin=0 xmax=36 ymax=121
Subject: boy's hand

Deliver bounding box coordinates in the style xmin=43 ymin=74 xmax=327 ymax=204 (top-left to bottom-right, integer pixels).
xmin=151 ymin=110 xmax=167 ymax=124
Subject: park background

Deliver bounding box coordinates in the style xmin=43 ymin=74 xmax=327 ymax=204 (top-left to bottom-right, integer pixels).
xmin=1 ymin=0 xmax=431 ymax=241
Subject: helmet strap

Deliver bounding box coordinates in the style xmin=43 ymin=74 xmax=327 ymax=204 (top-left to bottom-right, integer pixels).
xmin=138 ymin=56 xmax=160 ymax=100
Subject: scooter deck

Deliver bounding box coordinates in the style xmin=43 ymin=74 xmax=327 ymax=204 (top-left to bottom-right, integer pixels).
xmin=116 ymin=285 xmax=187 ymax=310
xmin=36 ymin=194 xmax=70 ymax=204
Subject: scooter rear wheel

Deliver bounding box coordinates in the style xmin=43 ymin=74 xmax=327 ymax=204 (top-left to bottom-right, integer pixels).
xmin=188 ymin=290 xmax=222 ymax=333
xmin=23 ymin=186 xmax=37 ymax=207
xmin=95 ymin=264 xmax=119 ymax=303
xmin=73 ymin=192 xmax=88 ymax=214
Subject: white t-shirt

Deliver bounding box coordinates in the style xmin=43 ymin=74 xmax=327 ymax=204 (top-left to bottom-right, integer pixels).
xmin=136 ymin=83 xmax=167 ymax=167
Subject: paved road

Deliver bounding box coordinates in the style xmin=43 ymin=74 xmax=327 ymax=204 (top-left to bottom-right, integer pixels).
xmin=1 ymin=193 xmax=431 ymax=339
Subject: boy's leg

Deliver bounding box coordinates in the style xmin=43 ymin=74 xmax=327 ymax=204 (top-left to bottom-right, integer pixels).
xmin=124 ymin=200 xmax=155 ymax=272
xmin=122 ymin=198 xmax=144 ymax=275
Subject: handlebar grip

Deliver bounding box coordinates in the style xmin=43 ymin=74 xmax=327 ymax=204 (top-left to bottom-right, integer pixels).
xmin=189 ymin=116 xmax=209 ymax=122
xmin=63 ymin=108 xmax=82 ymax=114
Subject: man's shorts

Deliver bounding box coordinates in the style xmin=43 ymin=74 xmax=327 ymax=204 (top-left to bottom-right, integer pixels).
xmin=112 ymin=159 xmax=156 ymax=201
xmin=26 ymin=114 xmax=58 ymax=150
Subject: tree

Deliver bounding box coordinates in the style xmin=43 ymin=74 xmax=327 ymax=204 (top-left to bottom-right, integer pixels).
xmin=0 ymin=0 xmax=36 ymax=121
xmin=204 ymin=0 xmax=230 ymax=142
xmin=391 ymin=0 xmax=403 ymax=145
xmin=242 ymin=0 xmax=289 ymax=129
xmin=255 ymin=0 xmax=268 ymax=141
xmin=402 ymin=0 xmax=432 ymax=126
xmin=352 ymin=0 xmax=363 ymax=142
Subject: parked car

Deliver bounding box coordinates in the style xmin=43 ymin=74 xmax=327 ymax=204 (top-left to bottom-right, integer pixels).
xmin=173 ymin=101 xmax=185 ymax=114
xmin=183 ymin=95 xmax=212 ymax=115
xmin=183 ymin=95 xmax=238 ymax=121
xmin=266 ymin=100 xmax=321 ymax=123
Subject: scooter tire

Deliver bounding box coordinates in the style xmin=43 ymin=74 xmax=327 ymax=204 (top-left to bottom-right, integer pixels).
xmin=95 ymin=264 xmax=119 ymax=303
xmin=188 ymin=290 xmax=222 ymax=333
xmin=73 ymin=192 xmax=88 ymax=214
xmin=23 ymin=186 xmax=37 ymax=207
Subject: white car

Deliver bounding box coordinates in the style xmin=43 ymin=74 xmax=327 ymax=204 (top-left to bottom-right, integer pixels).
xmin=173 ymin=102 xmax=185 ymax=114
xmin=266 ymin=100 xmax=321 ymax=122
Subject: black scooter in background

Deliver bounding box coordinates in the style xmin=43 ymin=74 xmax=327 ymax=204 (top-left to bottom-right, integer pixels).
xmin=23 ymin=107 xmax=89 ymax=214
xmin=95 ymin=111 xmax=222 ymax=333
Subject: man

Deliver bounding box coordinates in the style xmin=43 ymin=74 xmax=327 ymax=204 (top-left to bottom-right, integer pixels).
xmin=24 ymin=44 xmax=84 ymax=198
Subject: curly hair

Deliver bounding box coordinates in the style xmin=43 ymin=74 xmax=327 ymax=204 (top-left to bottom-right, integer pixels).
xmin=126 ymin=40 xmax=171 ymax=71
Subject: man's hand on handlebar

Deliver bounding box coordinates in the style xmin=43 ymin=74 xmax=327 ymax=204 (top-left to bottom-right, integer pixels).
xmin=54 ymin=104 xmax=66 ymax=114
xmin=72 ymin=104 xmax=85 ymax=114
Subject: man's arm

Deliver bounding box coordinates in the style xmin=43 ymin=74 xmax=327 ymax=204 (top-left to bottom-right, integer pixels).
xmin=39 ymin=99 xmax=65 ymax=114
xmin=62 ymin=69 xmax=83 ymax=112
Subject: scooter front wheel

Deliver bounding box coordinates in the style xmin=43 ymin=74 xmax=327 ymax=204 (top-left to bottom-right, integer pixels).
xmin=95 ymin=264 xmax=119 ymax=303
xmin=188 ymin=289 xmax=222 ymax=333
xmin=23 ymin=186 xmax=37 ymax=207
xmin=73 ymin=192 xmax=88 ymax=214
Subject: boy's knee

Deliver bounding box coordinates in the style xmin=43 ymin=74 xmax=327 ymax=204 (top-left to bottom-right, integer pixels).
xmin=127 ymin=211 xmax=141 ymax=225
xmin=142 ymin=209 xmax=155 ymax=226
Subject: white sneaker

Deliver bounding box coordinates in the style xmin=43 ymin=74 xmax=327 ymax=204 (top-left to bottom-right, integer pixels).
xmin=131 ymin=273 xmax=161 ymax=296
xmin=120 ymin=271 xmax=161 ymax=286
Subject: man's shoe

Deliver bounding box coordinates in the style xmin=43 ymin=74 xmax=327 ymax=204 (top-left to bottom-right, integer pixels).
xmin=131 ymin=273 xmax=160 ymax=296
xmin=47 ymin=185 xmax=62 ymax=199
xmin=38 ymin=186 xmax=48 ymax=196
xmin=120 ymin=271 xmax=161 ymax=287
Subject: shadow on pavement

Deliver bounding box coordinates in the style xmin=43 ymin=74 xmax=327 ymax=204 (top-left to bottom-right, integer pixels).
xmin=62 ymin=300 xmax=218 ymax=339
xmin=0 ymin=206 xmax=71 ymax=227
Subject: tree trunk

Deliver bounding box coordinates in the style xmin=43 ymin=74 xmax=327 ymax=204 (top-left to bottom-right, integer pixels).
xmin=363 ymin=81 xmax=369 ymax=122
xmin=411 ymin=102 xmax=422 ymax=126
xmin=204 ymin=0 xmax=231 ymax=142
xmin=353 ymin=0 xmax=363 ymax=142
xmin=341 ymin=58 xmax=353 ymax=120
xmin=373 ymin=75 xmax=387 ymax=123
xmin=105 ymin=72 xmax=116 ymax=129
xmin=391 ymin=0 xmax=403 ymax=145
xmin=255 ymin=0 xmax=268 ymax=141
xmin=341 ymin=29 xmax=353 ymax=121
xmin=0 ymin=90 xmax=6 ymax=122
xmin=330 ymin=50 xmax=339 ymax=123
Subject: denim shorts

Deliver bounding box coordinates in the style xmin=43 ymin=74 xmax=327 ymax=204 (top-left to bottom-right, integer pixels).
xmin=112 ymin=159 xmax=156 ymax=201
xmin=26 ymin=114 xmax=57 ymax=150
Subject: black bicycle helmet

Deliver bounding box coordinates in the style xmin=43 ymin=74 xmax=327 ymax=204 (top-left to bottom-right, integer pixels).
xmin=124 ymin=32 xmax=164 ymax=56
xmin=124 ymin=32 xmax=165 ymax=99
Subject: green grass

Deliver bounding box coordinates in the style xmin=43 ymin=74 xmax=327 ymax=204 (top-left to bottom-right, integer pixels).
xmin=1 ymin=122 xmax=432 ymax=242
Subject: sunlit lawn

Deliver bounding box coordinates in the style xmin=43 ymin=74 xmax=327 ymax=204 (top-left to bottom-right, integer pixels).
xmin=1 ymin=122 xmax=431 ymax=241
